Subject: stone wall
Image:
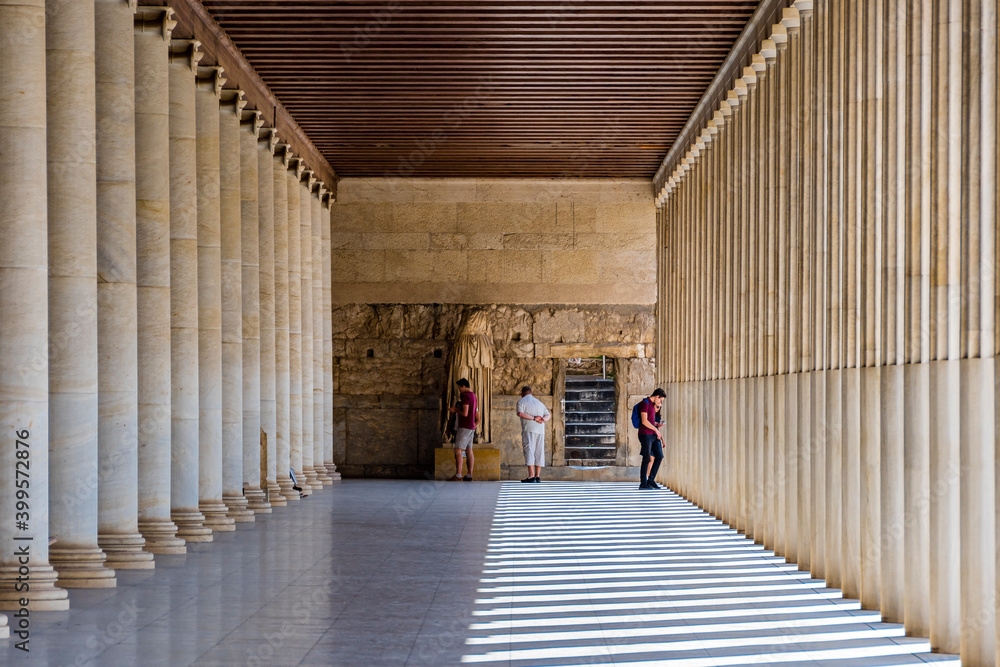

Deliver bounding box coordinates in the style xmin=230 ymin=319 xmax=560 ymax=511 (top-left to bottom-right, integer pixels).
xmin=330 ymin=177 xmax=656 ymax=306
xmin=332 ymin=303 xmax=656 ymax=478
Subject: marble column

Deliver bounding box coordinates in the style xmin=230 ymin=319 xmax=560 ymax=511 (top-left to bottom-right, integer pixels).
xmin=273 ymin=147 xmax=296 ymax=501
xmin=45 ymin=0 xmax=116 ymax=587
xmin=194 ymin=65 xmax=235 ymax=532
xmin=240 ymin=110 xmax=269 ymax=513
xmin=258 ymin=132 xmax=284 ymax=505
xmin=94 ymin=0 xmax=153 ymax=571
xmin=287 ymin=163 xmax=307 ymax=490
xmin=298 ymin=173 xmax=318 ymax=489
xmin=0 ymin=0 xmax=70 ymax=610
xmin=322 ymin=195 xmax=340 ymax=480
xmin=312 ymin=187 xmax=333 ymax=484
xmin=168 ymin=39 xmax=211 ymax=543
xmin=134 ymin=7 xmax=185 ymax=554
xmin=219 ymin=89 xmax=253 ymax=522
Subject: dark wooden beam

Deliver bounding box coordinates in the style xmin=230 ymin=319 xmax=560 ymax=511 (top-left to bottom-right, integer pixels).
xmin=165 ymin=0 xmax=337 ymax=191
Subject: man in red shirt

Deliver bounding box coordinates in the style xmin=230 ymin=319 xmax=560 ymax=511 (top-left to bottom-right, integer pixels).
xmin=447 ymin=378 xmax=479 ymax=481
xmin=638 ymin=388 xmax=666 ymax=489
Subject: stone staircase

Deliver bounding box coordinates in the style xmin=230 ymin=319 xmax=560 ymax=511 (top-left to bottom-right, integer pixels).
xmin=564 ymin=375 xmax=617 ymax=466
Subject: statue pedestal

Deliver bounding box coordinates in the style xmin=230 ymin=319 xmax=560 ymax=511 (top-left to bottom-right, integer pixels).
xmin=434 ymin=445 xmax=501 ymax=481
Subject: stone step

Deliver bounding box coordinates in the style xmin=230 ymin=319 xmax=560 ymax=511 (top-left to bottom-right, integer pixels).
xmin=565 ymin=434 xmax=616 ymax=446
xmin=564 ymin=458 xmax=618 ymax=467
xmin=565 ymin=389 xmax=616 ymax=401
xmin=564 ymin=412 xmax=616 ymax=424
xmin=564 ymin=379 xmax=615 ymax=391
xmin=564 ymin=400 xmax=614 ymax=413
xmin=565 ymin=446 xmax=617 ymax=460
xmin=566 ymin=423 xmax=615 ymax=435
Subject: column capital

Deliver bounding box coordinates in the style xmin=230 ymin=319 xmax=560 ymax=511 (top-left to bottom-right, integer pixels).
xmin=770 ymin=24 xmax=788 ymax=50
xmin=220 ymin=88 xmax=246 ymax=116
xmin=135 ymin=6 xmax=176 ymax=40
xmin=242 ymin=109 xmax=264 ymax=137
xmin=196 ymin=65 xmax=226 ymax=96
xmin=317 ymin=183 xmax=327 ymax=199
xmin=303 ymin=169 xmax=315 ymax=187
xmin=282 ymin=147 xmax=296 ymax=169
xmin=169 ymin=39 xmax=202 ymax=71
xmin=781 ymin=8 xmax=801 ymax=33
xmin=759 ymin=40 xmax=777 ymax=64
xmin=294 ymin=161 xmax=306 ymax=180
xmin=791 ymin=0 xmax=813 ymax=18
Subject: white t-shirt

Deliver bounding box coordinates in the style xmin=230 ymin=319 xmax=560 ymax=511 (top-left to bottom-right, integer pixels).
xmin=516 ymin=394 xmax=550 ymax=435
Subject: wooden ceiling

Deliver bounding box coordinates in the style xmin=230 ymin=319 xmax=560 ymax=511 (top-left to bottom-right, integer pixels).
xmin=200 ymin=0 xmax=758 ymax=178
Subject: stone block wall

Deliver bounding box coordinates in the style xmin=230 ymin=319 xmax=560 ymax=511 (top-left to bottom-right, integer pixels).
xmin=332 ymin=303 xmax=656 ymax=478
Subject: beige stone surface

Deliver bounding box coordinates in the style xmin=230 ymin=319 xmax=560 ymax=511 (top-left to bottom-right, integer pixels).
xmin=493 ymin=358 xmax=553 ymax=396
xmin=533 ymin=308 xmax=586 ymax=343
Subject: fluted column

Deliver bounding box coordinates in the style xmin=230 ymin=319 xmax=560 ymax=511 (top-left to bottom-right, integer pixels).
xmin=94 ymin=0 xmax=153 ymax=571
xmin=134 ymin=6 xmax=185 ymax=556
xmin=287 ymin=162 xmax=307 ymax=490
xmin=241 ymin=110 xmax=269 ymax=513
xmin=194 ymin=65 xmax=235 ymax=532
xmin=0 ymin=0 xmax=70 ymax=610
xmin=219 ymin=89 xmax=253 ymax=522
xmin=312 ymin=187 xmax=333 ymax=484
xmin=45 ymin=0 xmax=116 ymax=588
xmin=259 ymin=132 xmax=284 ymax=505
xmin=168 ymin=39 xmax=211 ymax=543
xmin=298 ymin=173 xmax=318 ymax=489
xmin=273 ymin=147 xmax=296 ymax=501
xmin=322 ymin=195 xmax=340 ymax=480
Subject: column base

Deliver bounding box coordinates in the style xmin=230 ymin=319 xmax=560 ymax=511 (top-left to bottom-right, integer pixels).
xmin=243 ymin=487 xmax=272 ymax=513
xmin=0 ymin=564 xmax=69 ymax=611
xmin=277 ymin=478 xmax=301 ymax=502
xmin=138 ymin=519 xmax=187 ymax=555
xmin=324 ymin=463 xmax=342 ymax=481
xmin=0 ymin=613 xmax=7 ymax=639
xmin=98 ymin=533 xmax=155 ymax=570
xmin=266 ymin=480 xmax=288 ymax=507
xmin=222 ymin=494 xmax=255 ymax=522
xmin=171 ymin=509 xmax=214 ymax=543
xmin=304 ymin=466 xmax=323 ymax=489
xmin=50 ymin=546 xmax=117 ymax=588
xmin=317 ymin=468 xmax=335 ymax=484
xmin=199 ymin=500 xmax=237 ymax=531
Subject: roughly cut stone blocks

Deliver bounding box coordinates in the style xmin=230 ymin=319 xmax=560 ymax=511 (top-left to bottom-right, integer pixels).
xmin=494 ymin=358 xmax=553 ymax=395
xmin=533 ymin=308 xmax=585 ymax=343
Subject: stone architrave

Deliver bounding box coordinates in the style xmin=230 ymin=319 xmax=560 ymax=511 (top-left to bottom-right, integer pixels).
xmin=273 ymin=147 xmax=296 ymax=501
xmin=46 ymin=0 xmax=117 ymax=587
xmin=240 ymin=109 xmax=269 ymax=513
xmin=443 ymin=309 xmax=494 ymax=443
xmin=258 ymin=131 xmax=284 ymax=505
xmin=298 ymin=173 xmax=317 ymax=488
xmin=0 ymin=0 xmax=70 ymax=610
xmin=287 ymin=162 xmax=307 ymax=491
xmin=134 ymin=7 xmax=185 ymax=554
xmin=219 ymin=88 xmax=253 ymax=522
xmin=194 ymin=65 xmax=235 ymax=533
xmin=168 ymin=39 xmax=212 ymax=543
xmin=94 ymin=0 xmax=154 ymax=571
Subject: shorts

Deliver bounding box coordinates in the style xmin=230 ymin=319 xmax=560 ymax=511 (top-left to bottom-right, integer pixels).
xmin=521 ymin=431 xmax=545 ymax=467
xmin=454 ymin=427 xmax=475 ymax=449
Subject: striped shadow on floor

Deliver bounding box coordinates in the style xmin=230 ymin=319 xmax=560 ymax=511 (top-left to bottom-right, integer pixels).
xmin=461 ymin=481 xmax=958 ymax=667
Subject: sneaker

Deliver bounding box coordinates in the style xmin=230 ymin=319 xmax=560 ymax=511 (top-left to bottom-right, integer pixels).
xmin=447 ymin=475 xmax=463 ymax=482
xmin=463 ymin=475 xmax=473 ymax=481
xmin=521 ymin=477 xmax=534 ymax=483
xmin=638 ymin=482 xmax=650 ymax=489
xmin=532 ymin=477 xmax=541 ymax=483
xmin=646 ymin=480 xmax=661 ymax=489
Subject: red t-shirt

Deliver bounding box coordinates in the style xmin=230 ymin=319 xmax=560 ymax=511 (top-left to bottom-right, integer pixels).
xmin=458 ymin=391 xmax=478 ymax=430
xmin=638 ymin=398 xmax=657 ymax=435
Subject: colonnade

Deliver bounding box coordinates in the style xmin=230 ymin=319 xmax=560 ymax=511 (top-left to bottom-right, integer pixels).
xmin=0 ymin=0 xmax=339 ymax=621
xmin=655 ymin=0 xmax=998 ymax=664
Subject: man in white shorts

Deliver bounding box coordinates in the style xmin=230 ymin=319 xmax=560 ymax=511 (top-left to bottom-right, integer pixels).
xmin=516 ymin=385 xmax=550 ymax=483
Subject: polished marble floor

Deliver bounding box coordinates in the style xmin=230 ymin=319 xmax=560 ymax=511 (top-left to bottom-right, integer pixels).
xmin=0 ymin=480 xmax=959 ymax=666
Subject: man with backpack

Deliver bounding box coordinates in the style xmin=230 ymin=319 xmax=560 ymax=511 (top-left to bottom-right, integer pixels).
xmin=632 ymin=388 xmax=666 ymax=489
